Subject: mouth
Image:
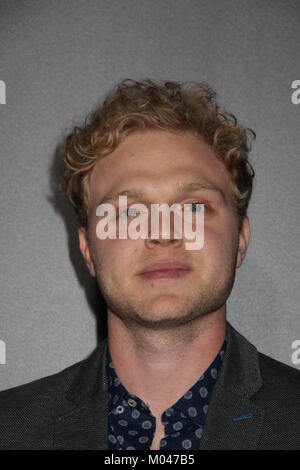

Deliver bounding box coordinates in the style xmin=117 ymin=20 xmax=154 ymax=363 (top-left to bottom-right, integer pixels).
xmin=137 ymin=261 xmax=192 ymax=280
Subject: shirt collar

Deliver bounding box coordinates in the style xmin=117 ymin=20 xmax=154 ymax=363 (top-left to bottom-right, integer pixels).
xmin=107 ymin=338 xmax=227 ymax=426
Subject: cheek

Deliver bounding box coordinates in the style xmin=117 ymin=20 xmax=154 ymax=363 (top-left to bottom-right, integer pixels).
xmin=202 ymin=224 xmax=236 ymax=261
xmin=95 ymin=238 xmax=139 ymax=268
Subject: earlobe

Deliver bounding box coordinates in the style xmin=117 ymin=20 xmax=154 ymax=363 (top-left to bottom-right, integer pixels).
xmin=78 ymin=227 xmax=97 ymax=277
xmin=78 ymin=227 xmax=89 ymax=261
xmin=236 ymin=216 xmax=251 ymax=269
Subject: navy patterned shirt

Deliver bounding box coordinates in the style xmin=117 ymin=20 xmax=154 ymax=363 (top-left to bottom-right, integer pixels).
xmin=106 ymin=339 xmax=226 ymax=450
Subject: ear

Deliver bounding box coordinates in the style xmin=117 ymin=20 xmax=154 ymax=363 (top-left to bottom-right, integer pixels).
xmin=78 ymin=227 xmax=96 ymax=277
xmin=236 ymin=216 xmax=251 ymax=269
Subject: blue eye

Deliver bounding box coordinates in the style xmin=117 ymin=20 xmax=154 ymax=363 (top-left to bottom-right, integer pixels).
xmin=120 ymin=208 xmax=139 ymax=217
xmin=120 ymin=207 xmax=136 ymax=217
xmin=127 ymin=208 xmax=138 ymax=216
xmin=185 ymin=202 xmax=205 ymax=212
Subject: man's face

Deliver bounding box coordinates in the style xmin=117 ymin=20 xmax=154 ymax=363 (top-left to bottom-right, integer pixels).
xmin=79 ymin=130 xmax=250 ymax=329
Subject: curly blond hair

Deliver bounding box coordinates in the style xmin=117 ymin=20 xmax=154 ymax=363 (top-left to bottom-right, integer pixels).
xmin=60 ymin=79 xmax=255 ymax=231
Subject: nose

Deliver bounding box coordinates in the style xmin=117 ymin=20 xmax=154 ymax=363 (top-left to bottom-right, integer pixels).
xmin=146 ymin=237 xmax=182 ymax=248
xmin=144 ymin=210 xmax=184 ymax=249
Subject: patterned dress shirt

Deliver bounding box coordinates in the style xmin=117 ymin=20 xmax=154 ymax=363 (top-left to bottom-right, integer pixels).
xmin=107 ymin=339 xmax=226 ymax=450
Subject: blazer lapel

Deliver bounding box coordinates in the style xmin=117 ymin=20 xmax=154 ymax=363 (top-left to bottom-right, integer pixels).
xmin=199 ymin=322 xmax=265 ymax=449
xmin=53 ymin=339 xmax=109 ymax=450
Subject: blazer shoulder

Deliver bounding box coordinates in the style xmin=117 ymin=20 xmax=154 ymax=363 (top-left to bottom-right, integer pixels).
xmin=259 ymin=350 xmax=300 ymax=382
xmin=0 ymin=345 xmax=105 ymax=449
xmin=250 ymin=351 xmax=300 ymax=448
xmin=257 ymin=350 xmax=300 ymax=402
xmin=0 ymin=356 xmax=87 ymax=414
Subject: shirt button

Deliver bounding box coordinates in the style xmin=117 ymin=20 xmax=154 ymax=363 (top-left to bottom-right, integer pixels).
xmin=116 ymin=405 xmax=124 ymax=414
xmin=128 ymin=398 xmax=137 ymax=407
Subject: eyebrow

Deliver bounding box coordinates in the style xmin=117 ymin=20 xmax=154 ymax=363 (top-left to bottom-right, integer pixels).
xmin=98 ymin=181 xmax=226 ymax=206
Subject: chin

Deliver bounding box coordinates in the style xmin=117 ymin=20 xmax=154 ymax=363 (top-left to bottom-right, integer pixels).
xmin=131 ymin=315 xmax=190 ymax=330
xmin=131 ymin=305 xmax=200 ymax=330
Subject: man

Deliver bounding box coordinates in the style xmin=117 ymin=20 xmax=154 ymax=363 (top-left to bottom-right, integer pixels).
xmin=0 ymin=79 xmax=299 ymax=450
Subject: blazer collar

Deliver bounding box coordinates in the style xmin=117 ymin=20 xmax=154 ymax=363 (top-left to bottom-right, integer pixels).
xmin=53 ymin=339 xmax=108 ymax=449
xmin=65 ymin=339 xmax=108 ymax=404
xmin=218 ymin=320 xmax=263 ymax=397
xmin=199 ymin=321 xmax=265 ymax=449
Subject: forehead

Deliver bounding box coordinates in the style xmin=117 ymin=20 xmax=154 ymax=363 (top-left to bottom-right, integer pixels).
xmin=89 ymin=130 xmax=233 ymax=206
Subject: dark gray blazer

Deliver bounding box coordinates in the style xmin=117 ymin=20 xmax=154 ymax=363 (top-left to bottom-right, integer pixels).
xmin=0 ymin=321 xmax=299 ymax=450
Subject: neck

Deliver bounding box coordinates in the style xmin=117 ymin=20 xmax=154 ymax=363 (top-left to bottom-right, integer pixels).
xmin=107 ymin=308 xmax=226 ymax=417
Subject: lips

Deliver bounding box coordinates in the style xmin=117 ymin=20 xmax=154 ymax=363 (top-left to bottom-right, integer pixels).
xmin=138 ymin=261 xmax=192 ymax=279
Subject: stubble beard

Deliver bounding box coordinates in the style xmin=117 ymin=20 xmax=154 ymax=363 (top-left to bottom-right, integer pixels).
xmin=91 ymin=246 xmax=239 ymax=332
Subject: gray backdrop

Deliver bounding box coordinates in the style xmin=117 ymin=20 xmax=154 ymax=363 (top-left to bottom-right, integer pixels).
xmin=0 ymin=0 xmax=299 ymax=391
